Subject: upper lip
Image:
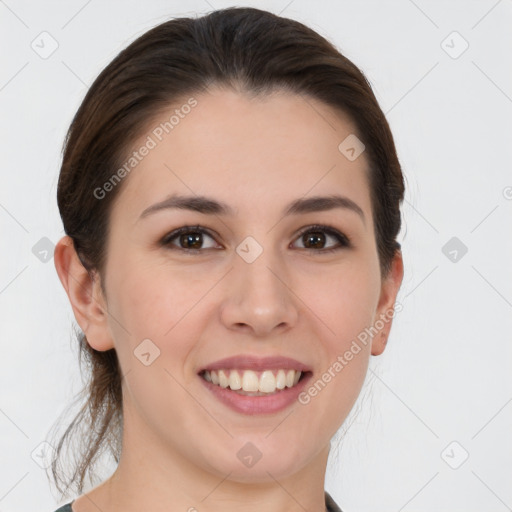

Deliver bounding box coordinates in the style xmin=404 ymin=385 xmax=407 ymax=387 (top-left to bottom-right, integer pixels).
xmin=199 ymin=355 xmax=312 ymax=373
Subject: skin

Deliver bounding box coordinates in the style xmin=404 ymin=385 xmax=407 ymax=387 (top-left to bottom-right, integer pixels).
xmin=54 ymin=87 xmax=403 ymax=512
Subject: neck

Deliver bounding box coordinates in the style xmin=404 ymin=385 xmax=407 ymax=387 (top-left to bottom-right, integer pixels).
xmin=98 ymin=400 xmax=331 ymax=512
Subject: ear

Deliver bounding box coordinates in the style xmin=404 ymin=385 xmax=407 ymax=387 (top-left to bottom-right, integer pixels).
xmin=371 ymin=248 xmax=404 ymax=356
xmin=54 ymin=235 xmax=115 ymax=351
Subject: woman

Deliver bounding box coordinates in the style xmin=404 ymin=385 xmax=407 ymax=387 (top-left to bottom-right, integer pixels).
xmin=49 ymin=6 xmax=404 ymax=512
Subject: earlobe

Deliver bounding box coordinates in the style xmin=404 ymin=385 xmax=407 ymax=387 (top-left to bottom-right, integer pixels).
xmin=371 ymin=249 xmax=404 ymax=356
xmin=54 ymin=235 xmax=115 ymax=351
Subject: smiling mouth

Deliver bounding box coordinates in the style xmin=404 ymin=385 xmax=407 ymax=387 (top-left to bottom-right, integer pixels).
xmin=199 ymin=368 xmax=310 ymax=396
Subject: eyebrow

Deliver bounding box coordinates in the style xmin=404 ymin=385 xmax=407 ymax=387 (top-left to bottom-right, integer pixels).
xmin=139 ymin=194 xmax=365 ymax=224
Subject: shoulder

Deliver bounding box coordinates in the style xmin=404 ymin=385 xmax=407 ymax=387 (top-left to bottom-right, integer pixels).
xmin=51 ymin=502 xmax=73 ymax=512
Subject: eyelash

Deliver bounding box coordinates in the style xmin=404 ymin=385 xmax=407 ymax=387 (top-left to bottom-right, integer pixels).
xmin=160 ymin=224 xmax=352 ymax=254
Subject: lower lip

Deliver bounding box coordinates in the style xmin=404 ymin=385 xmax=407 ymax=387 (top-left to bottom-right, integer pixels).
xmin=198 ymin=373 xmax=313 ymax=415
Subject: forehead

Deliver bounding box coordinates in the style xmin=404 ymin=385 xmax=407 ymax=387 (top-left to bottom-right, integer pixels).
xmin=110 ymin=87 xmax=372 ymax=225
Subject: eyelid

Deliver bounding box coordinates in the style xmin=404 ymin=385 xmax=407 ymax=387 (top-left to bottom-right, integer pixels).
xmin=160 ymin=223 xmax=352 ymax=252
xmin=293 ymin=224 xmax=351 ymax=249
xmin=160 ymin=224 xmax=220 ymax=249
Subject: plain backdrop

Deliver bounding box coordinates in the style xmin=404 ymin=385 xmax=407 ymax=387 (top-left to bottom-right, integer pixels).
xmin=1 ymin=1 xmax=511 ymax=511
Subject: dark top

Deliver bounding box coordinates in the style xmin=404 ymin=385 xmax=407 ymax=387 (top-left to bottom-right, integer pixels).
xmin=52 ymin=503 xmax=72 ymax=512
xmin=53 ymin=490 xmax=342 ymax=511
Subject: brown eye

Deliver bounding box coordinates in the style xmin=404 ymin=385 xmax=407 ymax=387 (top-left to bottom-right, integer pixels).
xmin=302 ymin=230 xmax=326 ymax=249
xmin=292 ymin=225 xmax=351 ymax=252
xmin=178 ymin=232 xmax=203 ymax=250
xmin=161 ymin=224 xmax=351 ymax=255
xmin=162 ymin=226 xmax=219 ymax=252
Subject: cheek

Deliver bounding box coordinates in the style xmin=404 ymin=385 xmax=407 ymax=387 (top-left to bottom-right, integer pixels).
xmin=304 ymin=260 xmax=380 ymax=346
xmin=299 ymin=270 xmax=375 ymax=422
xmin=112 ymin=260 xmax=205 ymax=335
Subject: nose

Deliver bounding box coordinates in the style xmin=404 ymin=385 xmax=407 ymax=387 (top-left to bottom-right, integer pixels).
xmin=219 ymin=245 xmax=299 ymax=338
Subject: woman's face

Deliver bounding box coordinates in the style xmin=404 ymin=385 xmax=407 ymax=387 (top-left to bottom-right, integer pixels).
xmin=70 ymin=87 xmax=402 ymax=485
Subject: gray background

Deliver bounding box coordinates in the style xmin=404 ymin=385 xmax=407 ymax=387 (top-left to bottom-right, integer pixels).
xmin=1 ymin=0 xmax=511 ymax=510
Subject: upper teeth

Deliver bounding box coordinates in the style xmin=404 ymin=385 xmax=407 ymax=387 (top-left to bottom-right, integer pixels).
xmin=203 ymin=369 xmax=302 ymax=393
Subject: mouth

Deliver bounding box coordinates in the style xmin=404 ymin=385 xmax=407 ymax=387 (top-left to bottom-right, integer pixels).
xmin=197 ymin=354 xmax=313 ymax=414
xmin=198 ymin=367 xmax=313 ymax=415
xmin=198 ymin=368 xmax=311 ymax=396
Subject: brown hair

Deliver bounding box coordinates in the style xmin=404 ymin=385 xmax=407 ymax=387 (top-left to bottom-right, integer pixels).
xmin=48 ymin=6 xmax=405 ymax=499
